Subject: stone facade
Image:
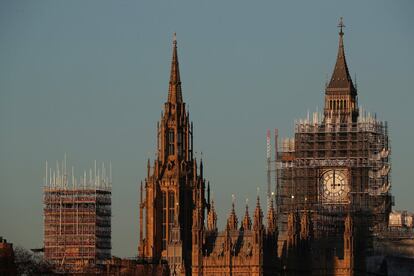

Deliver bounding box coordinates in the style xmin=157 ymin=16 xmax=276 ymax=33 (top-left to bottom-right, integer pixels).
xmin=138 ymin=35 xmax=279 ymax=276
xmin=139 ymin=19 xmax=393 ymax=275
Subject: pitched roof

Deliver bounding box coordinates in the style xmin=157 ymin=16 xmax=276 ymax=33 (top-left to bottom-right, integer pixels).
xmin=327 ymin=20 xmax=355 ymax=91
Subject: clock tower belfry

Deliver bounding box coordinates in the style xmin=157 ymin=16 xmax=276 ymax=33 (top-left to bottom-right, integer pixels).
xmin=138 ymin=34 xmax=208 ymax=274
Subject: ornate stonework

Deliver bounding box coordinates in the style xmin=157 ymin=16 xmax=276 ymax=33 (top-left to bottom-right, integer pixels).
xmin=139 ymin=19 xmax=391 ymax=275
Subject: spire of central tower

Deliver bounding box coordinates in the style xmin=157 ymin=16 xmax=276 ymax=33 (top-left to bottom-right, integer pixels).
xmin=168 ymin=33 xmax=183 ymax=104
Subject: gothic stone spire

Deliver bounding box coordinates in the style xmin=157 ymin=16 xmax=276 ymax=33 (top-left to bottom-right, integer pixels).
xmin=168 ymin=33 xmax=183 ymax=104
xmin=207 ymin=200 xmax=217 ymax=232
xmin=253 ymin=195 xmax=263 ymax=231
xmin=267 ymin=198 xmax=277 ymax=233
xmin=227 ymin=195 xmax=238 ymax=231
xmin=242 ymin=201 xmax=252 ymax=231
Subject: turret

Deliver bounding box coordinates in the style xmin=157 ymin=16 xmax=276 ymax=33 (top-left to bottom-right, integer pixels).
xmin=242 ymin=201 xmax=252 ymax=231
xmin=207 ymin=200 xmax=217 ymax=232
xmin=252 ymin=195 xmax=264 ymax=274
xmin=226 ymin=196 xmax=238 ymax=231
xmin=266 ymin=198 xmax=277 ymax=234
xmin=253 ymin=196 xmax=263 ymax=232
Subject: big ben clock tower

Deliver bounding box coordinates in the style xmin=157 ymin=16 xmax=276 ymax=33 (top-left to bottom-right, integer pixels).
xmin=277 ymin=18 xmax=392 ymax=273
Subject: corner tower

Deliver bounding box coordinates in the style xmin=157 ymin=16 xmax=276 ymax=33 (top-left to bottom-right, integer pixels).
xmin=138 ymin=34 xmax=207 ymax=274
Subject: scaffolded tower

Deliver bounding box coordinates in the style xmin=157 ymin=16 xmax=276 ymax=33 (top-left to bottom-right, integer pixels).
xmin=43 ymin=157 xmax=112 ymax=273
xmin=277 ymin=111 xmax=392 ymax=233
xmin=275 ymin=19 xmax=392 ymax=273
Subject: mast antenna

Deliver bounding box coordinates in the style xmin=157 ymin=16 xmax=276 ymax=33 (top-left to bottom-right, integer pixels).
xmin=266 ymin=129 xmax=271 ymax=208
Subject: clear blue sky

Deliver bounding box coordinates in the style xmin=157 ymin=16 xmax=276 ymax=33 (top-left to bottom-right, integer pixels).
xmin=0 ymin=0 xmax=413 ymax=257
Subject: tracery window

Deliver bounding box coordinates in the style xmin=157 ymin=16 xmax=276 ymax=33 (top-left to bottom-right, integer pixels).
xmin=177 ymin=131 xmax=182 ymax=157
xmin=168 ymin=192 xmax=175 ymax=236
xmin=168 ymin=129 xmax=175 ymax=155
xmin=162 ymin=191 xmax=167 ymax=249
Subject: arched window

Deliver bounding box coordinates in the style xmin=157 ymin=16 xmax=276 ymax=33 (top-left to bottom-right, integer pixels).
xmin=168 ymin=129 xmax=175 ymax=156
xmin=177 ymin=131 xmax=182 ymax=158
xmin=162 ymin=191 xmax=167 ymax=250
xmin=168 ymin=191 xmax=175 ymax=236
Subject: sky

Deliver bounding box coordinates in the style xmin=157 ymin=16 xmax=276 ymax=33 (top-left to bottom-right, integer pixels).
xmin=0 ymin=0 xmax=413 ymax=257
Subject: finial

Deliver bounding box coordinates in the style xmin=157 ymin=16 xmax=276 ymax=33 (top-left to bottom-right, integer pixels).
xmin=232 ymin=194 xmax=235 ymax=207
xmin=338 ymin=17 xmax=345 ymax=36
xmin=173 ymin=32 xmax=177 ymax=46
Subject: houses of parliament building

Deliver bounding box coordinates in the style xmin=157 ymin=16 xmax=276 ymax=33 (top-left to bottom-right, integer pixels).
xmin=135 ymin=19 xmax=393 ymax=276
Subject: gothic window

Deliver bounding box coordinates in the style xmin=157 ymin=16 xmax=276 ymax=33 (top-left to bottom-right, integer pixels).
xmin=169 ymin=129 xmax=174 ymax=141
xmin=168 ymin=129 xmax=175 ymax=155
xmin=177 ymin=131 xmax=182 ymax=157
xmin=168 ymin=192 xmax=175 ymax=236
xmin=162 ymin=191 xmax=167 ymax=250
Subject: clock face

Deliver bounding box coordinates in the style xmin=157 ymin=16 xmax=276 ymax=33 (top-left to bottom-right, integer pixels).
xmin=320 ymin=169 xmax=349 ymax=203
